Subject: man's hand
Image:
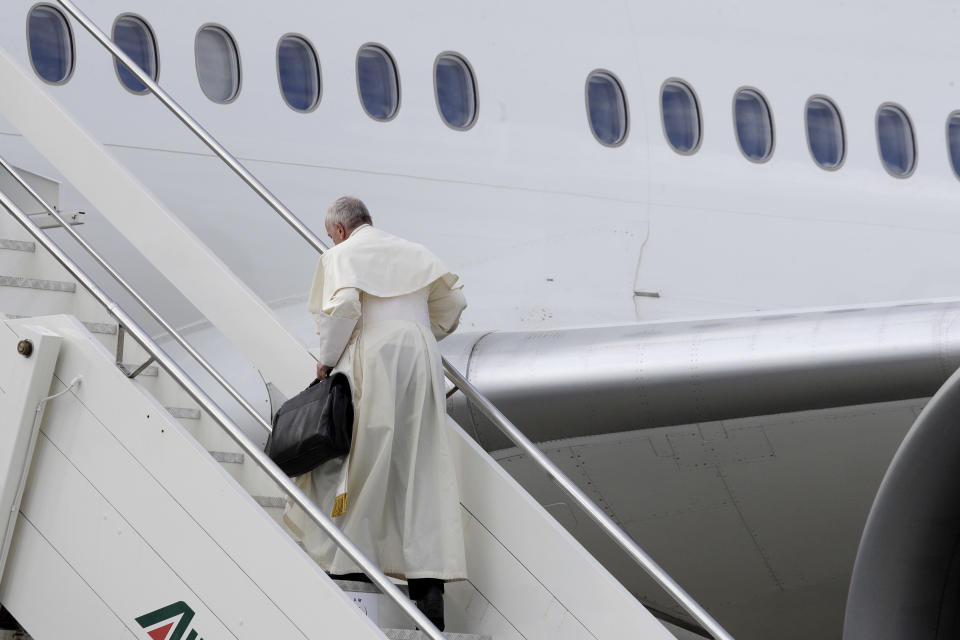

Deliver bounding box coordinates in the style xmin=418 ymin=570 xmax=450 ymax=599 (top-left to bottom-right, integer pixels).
xmin=317 ymin=363 xmax=332 ymax=380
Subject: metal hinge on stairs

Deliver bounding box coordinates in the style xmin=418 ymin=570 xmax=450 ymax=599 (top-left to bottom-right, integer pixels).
xmin=114 ymin=323 xmax=156 ymax=378
xmin=27 ymin=210 xmax=84 ymax=229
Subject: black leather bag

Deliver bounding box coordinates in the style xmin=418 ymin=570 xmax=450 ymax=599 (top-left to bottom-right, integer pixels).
xmin=265 ymin=373 xmax=354 ymax=477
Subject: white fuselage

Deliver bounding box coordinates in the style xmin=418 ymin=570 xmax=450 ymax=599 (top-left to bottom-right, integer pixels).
xmin=3 ymin=0 xmax=958 ymax=337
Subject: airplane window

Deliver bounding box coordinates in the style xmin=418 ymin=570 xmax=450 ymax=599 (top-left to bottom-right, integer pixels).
xmin=277 ymin=35 xmax=320 ymax=112
xmin=113 ymin=15 xmax=158 ymax=94
xmin=195 ymin=25 xmax=240 ymax=103
xmin=357 ymin=45 xmax=399 ymax=120
xmin=27 ymin=5 xmax=74 ymax=84
xmin=434 ymin=53 xmax=477 ymax=130
xmin=876 ymin=104 xmax=915 ymax=177
xmin=586 ymin=70 xmax=628 ymax=146
xmin=806 ymin=97 xmax=844 ymax=169
xmin=734 ymin=88 xmax=773 ymax=162
xmin=948 ymin=112 xmax=960 ymax=179
xmin=661 ymin=80 xmax=701 ymax=154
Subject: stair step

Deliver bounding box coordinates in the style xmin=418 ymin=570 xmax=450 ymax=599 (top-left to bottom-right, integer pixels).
xmin=117 ymin=362 xmax=159 ymax=377
xmin=333 ymin=582 xmax=488 ymax=640
xmin=335 ymin=579 xmax=409 ymax=596
xmin=0 ymin=239 xmax=35 ymax=252
xmin=0 ymin=276 xmax=75 ymax=293
xmin=165 ymin=406 xmax=201 ymax=420
xmin=82 ymin=321 xmax=117 ymax=335
xmin=3 ymin=314 xmax=116 ymax=336
xmin=209 ymin=451 xmax=243 ymax=464
xmin=383 ymin=630 xmax=491 ymax=640
xmin=254 ymin=495 xmax=286 ymax=509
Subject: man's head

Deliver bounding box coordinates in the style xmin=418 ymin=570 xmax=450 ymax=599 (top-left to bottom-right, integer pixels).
xmin=325 ymin=196 xmax=373 ymax=245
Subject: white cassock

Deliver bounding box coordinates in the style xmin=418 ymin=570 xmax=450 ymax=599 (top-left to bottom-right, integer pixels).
xmin=284 ymin=224 xmax=468 ymax=581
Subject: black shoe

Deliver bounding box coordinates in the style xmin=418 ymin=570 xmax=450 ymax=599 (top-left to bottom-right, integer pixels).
xmin=415 ymin=583 xmax=445 ymax=631
xmin=328 ymin=572 xmax=371 ymax=584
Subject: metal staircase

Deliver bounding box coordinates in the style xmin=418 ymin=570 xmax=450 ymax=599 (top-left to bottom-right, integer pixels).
xmin=0 ymin=2 xmax=734 ymax=639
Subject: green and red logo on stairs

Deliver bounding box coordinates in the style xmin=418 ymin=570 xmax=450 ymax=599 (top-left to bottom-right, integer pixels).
xmin=136 ymin=602 xmax=204 ymax=640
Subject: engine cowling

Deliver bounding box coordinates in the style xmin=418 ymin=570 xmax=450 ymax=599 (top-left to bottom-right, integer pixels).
xmin=844 ymin=364 xmax=960 ymax=639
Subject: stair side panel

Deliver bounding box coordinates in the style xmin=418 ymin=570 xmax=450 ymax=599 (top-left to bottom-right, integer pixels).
xmin=0 ymin=517 xmax=137 ymax=639
xmin=0 ymin=320 xmax=61 ymax=576
xmin=4 ymin=315 xmax=387 ymax=640
xmin=451 ymin=421 xmax=676 ymax=640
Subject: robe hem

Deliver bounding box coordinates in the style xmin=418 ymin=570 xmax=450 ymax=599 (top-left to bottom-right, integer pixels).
xmin=322 ymin=564 xmax=468 ymax=583
xmin=285 ymin=507 xmax=466 ymax=582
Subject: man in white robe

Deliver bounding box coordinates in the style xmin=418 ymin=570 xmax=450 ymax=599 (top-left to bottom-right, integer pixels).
xmin=284 ymin=196 xmax=467 ymax=629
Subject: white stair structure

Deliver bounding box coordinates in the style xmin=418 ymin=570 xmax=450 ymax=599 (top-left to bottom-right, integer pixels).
xmin=0 ymin=314 xmax=389 ymax=640
xmin=0 ymin=5 xmax=729 ymax=639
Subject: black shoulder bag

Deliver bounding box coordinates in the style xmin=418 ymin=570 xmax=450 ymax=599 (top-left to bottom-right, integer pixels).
xmin=265 ymin=373 xmax=354 ymax=477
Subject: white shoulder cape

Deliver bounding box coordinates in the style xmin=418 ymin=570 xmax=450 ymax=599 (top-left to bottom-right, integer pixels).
xmin=307 ymin=225 xmax=460 ymax=314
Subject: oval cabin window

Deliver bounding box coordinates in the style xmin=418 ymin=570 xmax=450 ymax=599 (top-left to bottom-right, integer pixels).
xmin=661 ymin=80 xmax=701 ymax=154
xmin=277 ymin=35 xmax=320 ymax=112
xmin=357 ymin=45 xmax=399 ymax=120
xmin=27 ymin=5 xmax=74 ymax=84
xmin=876 ymin=104 xmax=916 ymax=177
xmin=113 ymin=15 xmax=158 ymax=94
xmin=806 ymin=97 xmax=844 ymax=169
xmin=435 ymin=53 xmax=477 ymax=130
xmin=586 ymin=71 xmax=628 ymax=146
xmin=734 ymin=89 xmax=774 ymax=162
xmin=195 ymin=25 xmax=240 ymax=103
xmin=948 ymin=112 xmax=960 ymax=180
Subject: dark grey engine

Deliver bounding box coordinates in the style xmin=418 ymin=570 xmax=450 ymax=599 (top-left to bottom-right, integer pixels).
xmin=845 ymin=366 xmax=960 ymax=639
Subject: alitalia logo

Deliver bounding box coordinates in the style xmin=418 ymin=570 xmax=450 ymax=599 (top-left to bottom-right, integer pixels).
xmin=136 ymin=602 xmax=205 ymax=640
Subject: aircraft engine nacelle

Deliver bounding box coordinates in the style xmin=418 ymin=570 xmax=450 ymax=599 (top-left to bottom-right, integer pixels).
xmin=844 ymin=364 xmax=960 ymax=640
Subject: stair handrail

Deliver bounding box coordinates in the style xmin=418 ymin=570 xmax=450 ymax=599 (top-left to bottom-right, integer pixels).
xmin=0 ymin=187 xmax=449 ymax=640
xmin=0 ymin=155 xmax=273 ymax=436
xmin=52 ymin=2 xmax=735 ymax=637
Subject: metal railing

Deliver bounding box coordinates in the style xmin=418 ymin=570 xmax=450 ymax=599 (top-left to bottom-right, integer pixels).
xmin=51 ymin=2 xmax=735 ymax=637
xmin=0 ymin=188 xmax=449 ymax=640
xmin=0 ymin=155 xmax=272 ymax=436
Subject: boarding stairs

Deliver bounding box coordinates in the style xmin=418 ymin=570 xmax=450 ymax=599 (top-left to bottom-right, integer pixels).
xmin=0 ymin=3 xmax=732 ymax=639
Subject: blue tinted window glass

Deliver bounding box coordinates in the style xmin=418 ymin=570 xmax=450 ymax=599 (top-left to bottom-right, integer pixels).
xmin=278 ymin=36 xmax=320 ymax=111
xmin=661 ymin=81 xmax=700 ymax=153
xmin=113 ymin=16 xmax=157 ymax=93
xmin=196 ymin=26 xmax=240 ymax=103
xmin=587 ymin=72 xmax=626 ymax=146
xmin=948 ymin=115 xmax=960 ymax=179
xmin=435 ymin=55 xmax=476 ymax=129
xmin=357 ymin=46 xmax=398 ymax=120
xmin=28 ymin=6 xmax=73 ymax=83
xmin=806 ymin=98 xmax=844 ymax=169
xmin=877 ymin=105 xmax=915 ymax=177
xmin=734 ymin=89 xmax=773 ymax=161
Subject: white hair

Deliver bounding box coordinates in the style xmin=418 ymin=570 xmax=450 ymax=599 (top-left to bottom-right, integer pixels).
xmin=326 ymin=196 xmax=373 ymax=230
